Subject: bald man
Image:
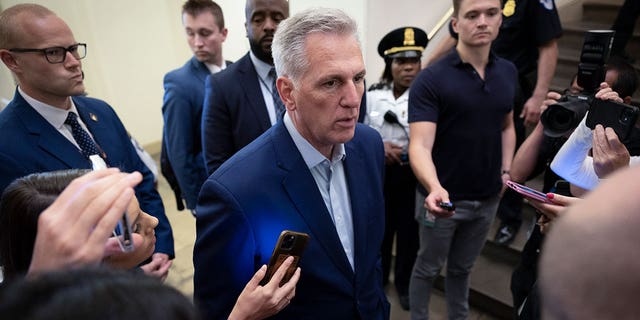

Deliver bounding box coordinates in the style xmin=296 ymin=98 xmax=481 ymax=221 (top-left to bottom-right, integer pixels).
xmin=540 ymin=165 xmax=640 ymax=320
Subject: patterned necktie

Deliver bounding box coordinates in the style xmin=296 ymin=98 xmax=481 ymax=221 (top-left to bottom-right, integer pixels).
xmin=65 ymin=112 xmax=101 ymax=159
xmin=269 ymin=67 xmax=286 ymax=117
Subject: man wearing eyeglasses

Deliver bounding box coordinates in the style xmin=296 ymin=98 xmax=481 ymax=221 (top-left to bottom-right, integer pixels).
xmin=0 ymin=4 xmax=175 ymax=279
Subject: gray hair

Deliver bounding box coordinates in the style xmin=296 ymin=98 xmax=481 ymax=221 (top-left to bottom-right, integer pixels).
xmin=272 ymin=7 xmax=359 ymax=85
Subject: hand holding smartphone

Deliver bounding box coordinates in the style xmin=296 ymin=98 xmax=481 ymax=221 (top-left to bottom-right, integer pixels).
xmin=260 ymin=230 xmax=310 ymax=286
xmin=506 ymin=180 xmax=552 ymax=203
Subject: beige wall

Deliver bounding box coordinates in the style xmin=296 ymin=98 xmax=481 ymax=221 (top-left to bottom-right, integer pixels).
xmin=0 ymin=0 xmax=452 ymax=150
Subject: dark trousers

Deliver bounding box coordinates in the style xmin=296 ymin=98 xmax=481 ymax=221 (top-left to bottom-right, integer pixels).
xmin=611 ymin=0 xmax=640 ymax=56
xmin=381 ymin=164 xmax=418 ymax=296
xmin=511 ymin=224 xmax=544 ymax=320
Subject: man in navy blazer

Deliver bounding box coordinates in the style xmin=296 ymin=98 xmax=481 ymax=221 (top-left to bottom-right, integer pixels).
xmin=162 ymin=0 xmax=230 ymax=213
xmin=0 ymin=4 xmax=174 ymax=278
xmin=194 ymin=8 xmax=390 ymax=319
xmin=201 ymin=0 xmax=289 ymax=175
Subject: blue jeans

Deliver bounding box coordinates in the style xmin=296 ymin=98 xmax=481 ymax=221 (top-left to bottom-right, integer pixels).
xmin=409 ymin=190 xmax=499 ymax=320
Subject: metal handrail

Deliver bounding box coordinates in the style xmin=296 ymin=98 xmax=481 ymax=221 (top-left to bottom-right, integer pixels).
xmin=428 ymin=6 xmax=453 ymax=39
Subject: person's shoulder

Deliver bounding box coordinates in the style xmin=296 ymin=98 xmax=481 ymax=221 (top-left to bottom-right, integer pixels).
xmin=353 ymin=123 xmax=383 ymax=143
xmin=494 ymin=56 xmax=518 ymax=75
xmin=73 ymin=95 xmax=111 ymax=109
xmin=212 ymin=127 xmax=276 ymax=179
xmin=215 ymin=54 xmax=249 ymax=77
xmin=164 ymin=58 xmax=200 ymax=81
xmin=73 ymin=96 xmax=121 ymax=121
xmin=367 ymin=82 xmax=390 ymax=92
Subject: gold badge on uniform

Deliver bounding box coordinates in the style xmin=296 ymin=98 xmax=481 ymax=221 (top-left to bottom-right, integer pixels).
xmin=403 ymin=28 xmax=415 ymax=46
xmin=503 ymin=0 xmax=516 ymax=17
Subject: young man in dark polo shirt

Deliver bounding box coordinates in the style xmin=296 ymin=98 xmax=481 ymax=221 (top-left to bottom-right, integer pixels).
xmin=407 ymin=0 xmax=517 ymax=318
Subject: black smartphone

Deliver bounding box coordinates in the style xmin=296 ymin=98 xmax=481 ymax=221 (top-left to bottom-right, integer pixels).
xmin=438 ymin=201 xmax=455 ymax=211
xmin=586 ymin=99 xmax=639 ymax=141
xmin=260 ymin=230 xmax=310 ymax=286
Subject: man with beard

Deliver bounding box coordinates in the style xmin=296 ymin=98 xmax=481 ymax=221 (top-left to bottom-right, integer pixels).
xmin=201 ymin=0 xmax=289 ymax=174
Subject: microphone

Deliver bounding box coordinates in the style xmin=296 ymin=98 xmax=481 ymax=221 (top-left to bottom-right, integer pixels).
xmin=383 ymin=110 xmax=409 ymax=164
xmin=383 ymin=110 xmax=409 ymax=139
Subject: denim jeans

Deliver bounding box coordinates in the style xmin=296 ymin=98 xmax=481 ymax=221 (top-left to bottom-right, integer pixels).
xmin=409 ymin=190 xmax=499 ymax=320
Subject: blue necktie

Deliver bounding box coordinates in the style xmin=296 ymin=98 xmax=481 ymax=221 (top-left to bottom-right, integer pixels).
xmin=65 ymin=112 xmax=101 ymax=159
xmin=269 ymin=67 xmax=286 ymax=117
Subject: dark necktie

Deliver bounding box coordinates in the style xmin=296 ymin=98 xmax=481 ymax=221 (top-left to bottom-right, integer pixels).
xmin=269 ymin=67 xmax=286 ymax=117
xmin=65 ymin=112 xmax=102 ymax=159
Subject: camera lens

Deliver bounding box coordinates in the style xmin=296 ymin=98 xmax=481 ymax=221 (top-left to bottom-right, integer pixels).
xmin=281 ymin=235 xmax=295 ymax=250
xmin=620 ymin=109 xmax=634 ymax=124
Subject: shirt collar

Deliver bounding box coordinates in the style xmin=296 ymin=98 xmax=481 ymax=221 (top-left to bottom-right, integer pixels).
xmin=205 ymin=60 xmax=227 ymax=74
xmin=283 ymin=112 xmax=346 ymax=169
xmin=249 ymin=51 xmax=273 ymax=82
xmin=18 ymin=86 xmax=80 ymax=130
xmin=449 ymin=47 xmax=498 ymax=67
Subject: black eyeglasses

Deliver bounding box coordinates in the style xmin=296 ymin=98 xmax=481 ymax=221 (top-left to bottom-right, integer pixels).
xmin=9 ymin=43 xmax=87 ymax=64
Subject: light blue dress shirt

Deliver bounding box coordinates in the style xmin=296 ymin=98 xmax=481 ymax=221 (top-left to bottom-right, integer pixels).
xmin=283 ymin=113 xmax=355 ymax=269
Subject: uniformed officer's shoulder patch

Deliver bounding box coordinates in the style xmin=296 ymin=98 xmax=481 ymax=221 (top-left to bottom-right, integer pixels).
xmin=368 ymin=82 xmax=390 ymax=92
xmin=539 ymin=0 xmax=554 ymax=10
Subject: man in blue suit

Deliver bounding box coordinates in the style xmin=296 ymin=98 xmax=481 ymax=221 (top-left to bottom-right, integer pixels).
xmin=162 ymin=0 xmax=230 ymax=214
xmin=201 ymin=0 xmax=289 ymax=175
xmin=194 ymin=7 xmax=390 ymax=320
xmin=0 ymin=4 xmax=174 ymax=279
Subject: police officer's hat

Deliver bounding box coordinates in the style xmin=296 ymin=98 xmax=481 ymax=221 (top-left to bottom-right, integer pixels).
xmin=377 ymin=26 xmax=428 ymax=59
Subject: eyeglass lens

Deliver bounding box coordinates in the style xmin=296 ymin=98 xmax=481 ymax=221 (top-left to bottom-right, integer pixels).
xmin=45 ymin=44 xmax=86 ymax=63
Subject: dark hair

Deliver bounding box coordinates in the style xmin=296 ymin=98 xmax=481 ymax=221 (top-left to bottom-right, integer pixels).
xmin=452 ymin=0 xmax=463 ymax=17
xmin=0 ymin=169 xmax=89 ymax=279
xmin=607 ymin=56 xmax=639 ymax=98
xmin=380 ymin=58 xmax=394 ymax=86
xmin=0 ymin=267 xmax=200 ymax=320
xmin=182 ymin=0 xmax=225 ymax=30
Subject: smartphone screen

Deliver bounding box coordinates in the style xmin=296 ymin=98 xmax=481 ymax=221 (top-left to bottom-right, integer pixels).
xmin=506 ymin=180 xmax=552 ymax=203
xmin=260 ymin=230 xmax=309 ymax=286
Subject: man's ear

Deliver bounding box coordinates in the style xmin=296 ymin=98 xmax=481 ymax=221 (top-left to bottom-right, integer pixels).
xmin=451 ymin=17 xmax=459 ymax=34
xmin=0 ymin=50 xmax=20 ymax=73
xmin=277 ymin=76 xmax=296 ymax=111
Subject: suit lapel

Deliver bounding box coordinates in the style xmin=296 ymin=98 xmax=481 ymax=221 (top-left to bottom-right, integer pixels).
xmin=273 ymin=123 xmax=355 ymax=278
xmin=343 ymin=139 xmax=369 ymax=275
xmin=12 ymin=93 xmax=88 ymax=168
xmin=190 ymin=57 xmax=210 ymax=83
xmin=237 ymin=54 xmax=271 ymax=132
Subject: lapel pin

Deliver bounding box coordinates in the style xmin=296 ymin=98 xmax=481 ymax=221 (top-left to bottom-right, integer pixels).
xmin=89 ymin=113 xmax=98 ymax=122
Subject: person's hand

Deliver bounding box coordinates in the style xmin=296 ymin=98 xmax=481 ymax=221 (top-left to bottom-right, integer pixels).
xmin=228 ymin=256 xmax=300 ymax=320
xmin=528 ymin=193 xmax=581 ymax=234
xmin=542 ymin=91 xmax=563 ymax=112
xmin=425 ymin=187 xmax=454 ymax=218
xmin=383 ymin=141 xmax=404 ymax=165
xmin=594 ymin=82 xmax=623 ymax=103
xmin=592 ymin=125 xmax=630 ymax=178
xmin=27 ymin=169 xmax=142 ymax=277
xmin=521 ymin=94 xmax=545 ymax=127
xmin=140 ymin=253 xmax=172 ymax=282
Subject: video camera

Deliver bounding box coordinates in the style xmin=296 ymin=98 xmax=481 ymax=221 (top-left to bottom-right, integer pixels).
xmin=541 ymin=30 xmax=616 ymax=137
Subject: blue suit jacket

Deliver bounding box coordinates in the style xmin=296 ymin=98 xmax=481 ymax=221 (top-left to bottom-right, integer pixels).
xmin=194 ymin=121 xmax=390 ymax=320
xmin=201 ymin=53 xmax=273 ymax=175
xmin=0 ymin=90 xmax=174 ymax=257
xmin=162 ymin=57 xmax=210 ymax=209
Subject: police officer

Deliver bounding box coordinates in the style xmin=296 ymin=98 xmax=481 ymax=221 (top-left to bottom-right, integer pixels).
xmin=365 ymin=26 xmax=428 ymax=311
